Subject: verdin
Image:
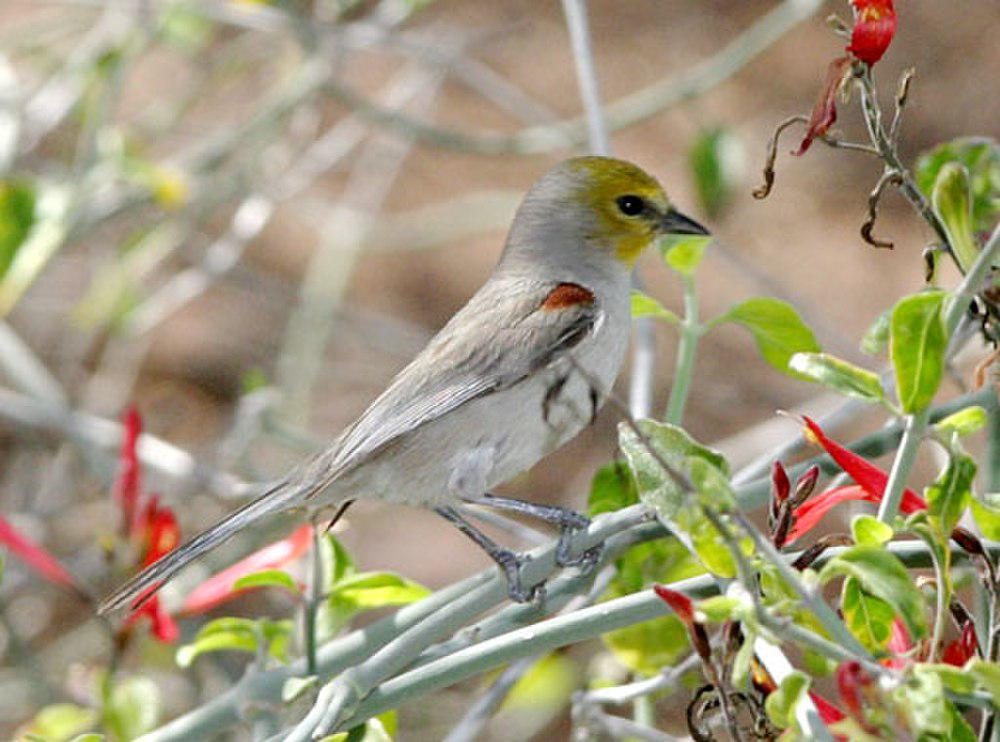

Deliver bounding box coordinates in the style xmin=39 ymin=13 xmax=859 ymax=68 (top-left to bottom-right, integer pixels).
xmin=100 ymin=156 xmax=708 ymax=612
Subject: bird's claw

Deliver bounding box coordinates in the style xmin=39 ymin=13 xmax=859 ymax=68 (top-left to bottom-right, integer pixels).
xmin=496 ymin=550 xmax=546 ymax=604
xmin=554 ymin=514 xmax=602 ymax=573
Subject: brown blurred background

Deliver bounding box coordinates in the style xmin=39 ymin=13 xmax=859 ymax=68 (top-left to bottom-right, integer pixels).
xmin=0 ymin=0 xmax=997 ymax=738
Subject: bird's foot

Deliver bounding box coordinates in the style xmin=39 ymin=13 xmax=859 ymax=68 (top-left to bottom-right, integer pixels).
xmin=554 ymin=512 xmax=602 ymax=573
xmin=495 ymin=550 xmax=546 ymax=604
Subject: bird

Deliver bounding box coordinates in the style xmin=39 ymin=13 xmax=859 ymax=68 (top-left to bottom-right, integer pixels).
xmin=98 ymin=156 xmax=708 ymax=613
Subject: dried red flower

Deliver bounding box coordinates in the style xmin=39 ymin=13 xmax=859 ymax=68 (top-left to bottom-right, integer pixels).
xmin=847 ymin=0 xmax=897 ymax=66
xmin=793 ymin=56 xmax=852 ymax=156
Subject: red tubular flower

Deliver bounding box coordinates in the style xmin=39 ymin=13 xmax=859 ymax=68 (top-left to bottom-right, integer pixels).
xmin=847 ymin=0 xmax=897 ymax=66
xmin=0 ymin=515 xmax=80 ymax=589
xmin=136 ymin=495 xmax=180 ymax=566
xmin=124 ymin=593 xmax=179 ymax=643
xmin=181 ymin=524 xmax=312 ymax=615
xmin=793 ymin=55 xmax=852 ymax=156
xmin=120 ymin=493 xmax=182 ymax=643
xmin=786 ymin=417 xmax=927 ymax=543
xmin=113 ymin=406 xmax=142 ymax=535
xmin=942 ymin=622 xmax=979 ymax=667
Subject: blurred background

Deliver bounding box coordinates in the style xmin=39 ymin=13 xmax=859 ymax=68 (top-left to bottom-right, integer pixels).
xmin=0 ymin=0 xmax=997 ymax=738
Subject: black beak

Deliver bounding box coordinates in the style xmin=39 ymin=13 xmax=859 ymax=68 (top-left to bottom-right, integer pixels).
xmin=660 ymin=208 xmax=710 ymax=236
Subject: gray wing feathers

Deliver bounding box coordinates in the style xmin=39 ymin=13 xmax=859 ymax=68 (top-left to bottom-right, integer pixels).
xmin=319 ymin=278 xmax=599 ymax=478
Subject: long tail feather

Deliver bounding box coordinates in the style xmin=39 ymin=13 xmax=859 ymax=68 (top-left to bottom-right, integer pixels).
xmin=98 ymin=477 xmax=314 ymax=615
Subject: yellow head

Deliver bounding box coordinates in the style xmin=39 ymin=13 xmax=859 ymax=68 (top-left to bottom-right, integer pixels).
xmin=503 ymin=156 xmax=709 ymax=272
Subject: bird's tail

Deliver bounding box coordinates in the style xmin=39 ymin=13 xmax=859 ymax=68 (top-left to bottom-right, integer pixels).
xmin=97 ymin=475 xmax=317 ymax=615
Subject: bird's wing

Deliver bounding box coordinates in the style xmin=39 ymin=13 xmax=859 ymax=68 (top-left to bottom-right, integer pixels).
xmin=312 ymin=278 xmax=601 ymax=482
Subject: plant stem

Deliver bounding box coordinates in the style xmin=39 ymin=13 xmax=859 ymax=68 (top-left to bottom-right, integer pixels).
xmin=878 ymin=223 xmax=1000 ymax=523
xmin=334 ymin=540 xmax=995 ymax=731
xmin=304 ymin=523 xmax=322 ymax=676
xmin=855 ymin=67 xmax=951 ymax=249
xmin=664 ymin=276 xmax=700 ymax=425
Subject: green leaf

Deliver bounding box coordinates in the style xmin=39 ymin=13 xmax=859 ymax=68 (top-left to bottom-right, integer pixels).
xmin=232 ymin=569 xmax=299 ymax=594
xmin=176 ymin=619 xmax=259 ymax=668
xmin=610 ymin=537 xmax=704 ymax=596
xmin=932 ymin=162 xmax=981 ymax=273
xmin=68 ymin=735 xmax=104 ymax=742
xmin=841 ymin=576 xmax=895 ymax=652
xmin=0 ymin=179 xmax=35 ymax=278
xmin=788 ymin=352 xmax=885 ymax=402
xmin=503 ymin=653 xmax=578 ymax=712
xmin=926 ymin=454 xmax=977 ymax=535
xmin=630 ymin=290 xmax=679 ymax=324
xmin=321 ymin=533 xmax=356 ymax=589
xmin=261 ymin=618 xmax=294 ymax=663
xmin=322 ymin=715 xmax=394 ymax=742
xmin=934 ymin=406 xmax=988 ymax=438
xmin=916 ymin=137 xmax=1000 ymax=235
xmin=893 ymin=665 xmax=950 ymax=736
xmin=102 ymin=676 xmax=160 ymax=741
xmin=659 ymin=235 xmax=711 ymax=277
xmin=972 ymin=496 xmax=1000 ymax=540
xmin=617 ymin=419 xmax=730 ymax=520
xmin=588 ymin=461 xmax=638 ymax=517
xmin=601 ymin=613 xmax=689 ymax=676
xmin=890 ymin=291 xmax=947 ymax=413
xmin=764 ymin=670 xmax=810 ymax=729
xmin=945 ymin=699 xmax=978 ymax=742
xmin=688 ymin=126 xmax=744 ymax=219
xmin=860 ymin=309 xmax=891 ymax=356
xmin=697 ymin=595 xmax=744 ymax=622
xmin=26 ymin=703 xmax=98 ymax=742
xmin=851 ymin=515 xmax=893 ymax=546
xmin=967 ymin=659 xmax=1000 ymax=707
xmin=921 ymin=663 xmax=976 ymax=695
xmin=715 ymin=298 xmax=821 ymax=379
xmin=330 ymin=572 xmax=430 ymax=611
xmin=819 ymin=546 xmax=927 ymax=640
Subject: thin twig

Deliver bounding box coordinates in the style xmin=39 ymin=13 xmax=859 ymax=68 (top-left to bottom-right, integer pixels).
xmin=861 ymin=169 xmax=903 ymax=249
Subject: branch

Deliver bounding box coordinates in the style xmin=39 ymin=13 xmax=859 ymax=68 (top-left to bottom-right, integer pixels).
xmin=333 ymin=539 xmax=1000 ymax=731
xmin=321 ymin=0 xmax=824 ymax=156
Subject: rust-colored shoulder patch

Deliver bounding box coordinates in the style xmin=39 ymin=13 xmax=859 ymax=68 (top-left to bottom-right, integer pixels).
xmin=540 ymin=282 xmax=596 ymax=311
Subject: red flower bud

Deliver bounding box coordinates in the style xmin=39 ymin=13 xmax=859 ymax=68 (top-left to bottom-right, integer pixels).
xmin=772 ymin=461 xmax=791 ymax=505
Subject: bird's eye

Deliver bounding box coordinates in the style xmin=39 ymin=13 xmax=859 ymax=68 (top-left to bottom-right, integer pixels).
xmin=615 ymin=195 xmax=645 ymax=216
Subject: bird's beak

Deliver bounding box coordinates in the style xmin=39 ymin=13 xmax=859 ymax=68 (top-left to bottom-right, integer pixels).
xmin=660 ymin=208 xmax=710 ymax=236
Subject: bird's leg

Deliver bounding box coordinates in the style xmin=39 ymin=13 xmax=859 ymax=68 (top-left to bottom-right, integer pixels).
xmin=468 ymin=493 xmax=602 ymax=572
xmin=435 ymin=506 xmax=545 ymax=604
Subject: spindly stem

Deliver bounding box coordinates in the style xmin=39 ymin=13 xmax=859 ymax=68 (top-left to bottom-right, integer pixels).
xmin=664 ymin=276 xmax=700 ymax=424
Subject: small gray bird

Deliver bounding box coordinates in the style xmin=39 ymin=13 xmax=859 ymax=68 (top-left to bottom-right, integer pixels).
xmin=99 ymin=156 xmax=708 ymax=613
